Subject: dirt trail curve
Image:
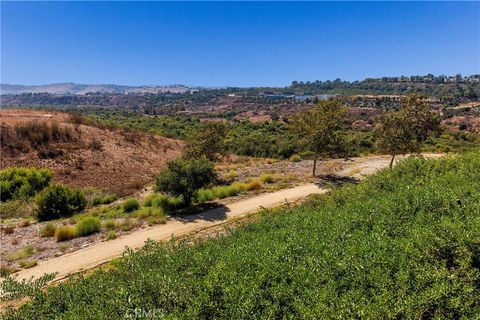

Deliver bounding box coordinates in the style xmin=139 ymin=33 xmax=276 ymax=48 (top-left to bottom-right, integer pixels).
xmin=14 ymin=154 xmax=443 ymax=282
xmin=16 ymin=184 xmax=326 ymax=282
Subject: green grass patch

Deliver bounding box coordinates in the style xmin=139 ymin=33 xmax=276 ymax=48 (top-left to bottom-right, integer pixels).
xmin=75 ymin=217 xmax=101 ymax=237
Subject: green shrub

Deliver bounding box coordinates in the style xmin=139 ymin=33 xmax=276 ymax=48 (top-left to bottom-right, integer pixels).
xmin=122 ymin=198 xmax=140 ymax=213
xmin=196 ymin=189 xmax=216 ymax=203
xmin=39 ymin=223 xmax=56 ymax=237
xmin=92 ymin=194 xmax=117 ymax=206
xmin=19 ymin=259 xmax=38 ymax=269
xmin=0 ymin=199 xmax=33 ymax=219
xmin=75 ymin=217 xmax=101 ymax=237
xmin=289 ymin=154 xmax=302 ymax=162
xmin=135 ymin=207 xmax=164 ymax=220
xmin=55 ymin=225 xmax=77 ymax=242
xmin=151 ymin=194 xmax=184 ymax=213
xmin=0 ymin=167 xmax=53 ymax=201
xmin=105 ymin=231 xmax=117 ymax=241
xmin=156 ymin=157 xmax=217 ymax=205
xmin=259 ymin=173 xmax=275 ymax=184
xmin=91 ymin=196 xmax=103 ymax=206
xmin=101 ymin=194 xmax=117 ymax=204
xmin=299 ymin=150 xmax=315 ymax=158
xmin=143 ymin=194 xmax=156 ymax=207
xmin=211 ymin=185 xmax=241 ymax=199
xmin=35 ymin=185 xmax=87 ymax=221
xmin=6 ymin=245 xmax=36 ymax=261
xmin=103 ymin=219 xmax=116 ymax=231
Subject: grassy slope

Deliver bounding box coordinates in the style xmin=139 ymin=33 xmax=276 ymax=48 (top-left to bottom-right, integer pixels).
xmin=4 ymin=151 xmax=480 ymax=319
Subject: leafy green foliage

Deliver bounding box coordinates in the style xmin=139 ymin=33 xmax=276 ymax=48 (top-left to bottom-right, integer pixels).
xmin=374 ymin=94 xmax=442 ymax=167
xmin=183 ymin=122 xmax=228 ymax=161
xmin=291 ymin=99 xmax=348 ymax=175
xmin=35 ymin=185 xmax=86 ymax=221
xmin=122 ymin=198 xmax=140 ymax=213
xmin=0 ymin=167 xmax=53 ymax=201
xmin=91 ymin=193 xmax=117 ymax=206
xmin=0 ymin=273 xmax=56 ymax=302
xmin=75 ymin=217 xmax=101 ymax=237
xmin=225 ymin=120 xmax=302 ymax=159
xmin=5 ymin=150 xmax=480 ymax=319
xmin=156 ymin=157 xmax=217 ymax=205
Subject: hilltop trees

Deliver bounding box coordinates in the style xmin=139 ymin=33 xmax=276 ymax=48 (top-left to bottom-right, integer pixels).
xmin=374 ymin=94 xmax=442 ymax=168
xmin=291 ymin=99 xmax=348 ymax=176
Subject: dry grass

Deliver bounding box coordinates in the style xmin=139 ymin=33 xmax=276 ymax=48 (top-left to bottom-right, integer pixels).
xmin=0 ymin=109 xmax=182 ymax=196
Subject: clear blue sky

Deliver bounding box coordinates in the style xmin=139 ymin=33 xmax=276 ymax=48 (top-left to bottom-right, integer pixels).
xmin=1 ymin=1 xmax=479 ymax=87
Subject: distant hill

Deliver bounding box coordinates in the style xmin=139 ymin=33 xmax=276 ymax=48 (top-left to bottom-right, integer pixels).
xmin=0 ymin=83 xmax=191 ymax=95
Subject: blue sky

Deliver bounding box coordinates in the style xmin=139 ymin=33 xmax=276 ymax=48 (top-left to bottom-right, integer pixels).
xmin=1 ymin=1 xmax=479 ymax=87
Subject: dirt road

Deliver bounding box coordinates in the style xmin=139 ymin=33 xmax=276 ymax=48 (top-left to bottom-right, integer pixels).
xmin=14 ymin=153 xmax=443 ymax=282
xmin=16 ymin=184 xmax=326 ymax=281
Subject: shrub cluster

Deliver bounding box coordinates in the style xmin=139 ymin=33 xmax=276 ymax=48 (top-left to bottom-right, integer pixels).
xmin=122 ymin=198 xmax=140 ymax=213
xmin=91 ymin=193 xmax=117 ymax=206
xmin=0 ymin=167 xmax=53 ymax=201
xmin=195 ymin=179 xmax=263 ymax=203
xmin=35 ymin=185 xmax=86 ymax=221
xmin=144 ymin=194 xmax=184 ymax=213
xmin=156 ymin=157 xmax=217 ymax=205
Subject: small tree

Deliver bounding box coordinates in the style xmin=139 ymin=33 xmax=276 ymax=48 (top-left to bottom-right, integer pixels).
xmin=35 ymin=184 xmax=86 ymax=221
xmin=183 ymin=122 xmax=228 ymax=161
xmin=373 ymin=94 xmax=442 ymax=168
xmin=156 ymin=157 xmax=217 ymax=205
xmin=290 ymin=99 xmax=348 ymax=176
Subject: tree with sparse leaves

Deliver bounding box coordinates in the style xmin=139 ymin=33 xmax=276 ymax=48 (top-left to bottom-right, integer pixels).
xmin=374 ymin=94 xmax=442 ymax=168
xmin=290 ymin=99 xmax=348 ymax=176
xmin=183 ymin=122 xmax=228 ymax=161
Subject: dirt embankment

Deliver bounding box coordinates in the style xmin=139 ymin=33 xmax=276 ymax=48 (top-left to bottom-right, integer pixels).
xmin=0 ymin=109 xmax=183 ymax=196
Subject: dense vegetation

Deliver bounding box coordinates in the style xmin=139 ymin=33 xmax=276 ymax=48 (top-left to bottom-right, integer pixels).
xmin=4 ymin=150 xmax=479 ymax=319
xmin=288 ymin=74 xmax=480 ymax=101
xmin=0 ymin=167 xmax=53 ymax=201
xmin=156 ymin=157 xmax=217 ymax=205
xmin=35 ymin=184 xmax=87 ymax=221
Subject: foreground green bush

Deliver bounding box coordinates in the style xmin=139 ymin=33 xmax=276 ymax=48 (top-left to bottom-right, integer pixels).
xmin=156 ymin=157 xmax=217 ymax=205
xmin=0 ymin=167 xmax=53 ymax=201
xmin=4 ymin=150 xmax=480 ymax=319
xmin=76 ymin=217 xmax=101 ymax=237
xmin=122 ymin=198 xmax=140 ymax=213
xmin=35 ymin=185 xmax=86 ymax=221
